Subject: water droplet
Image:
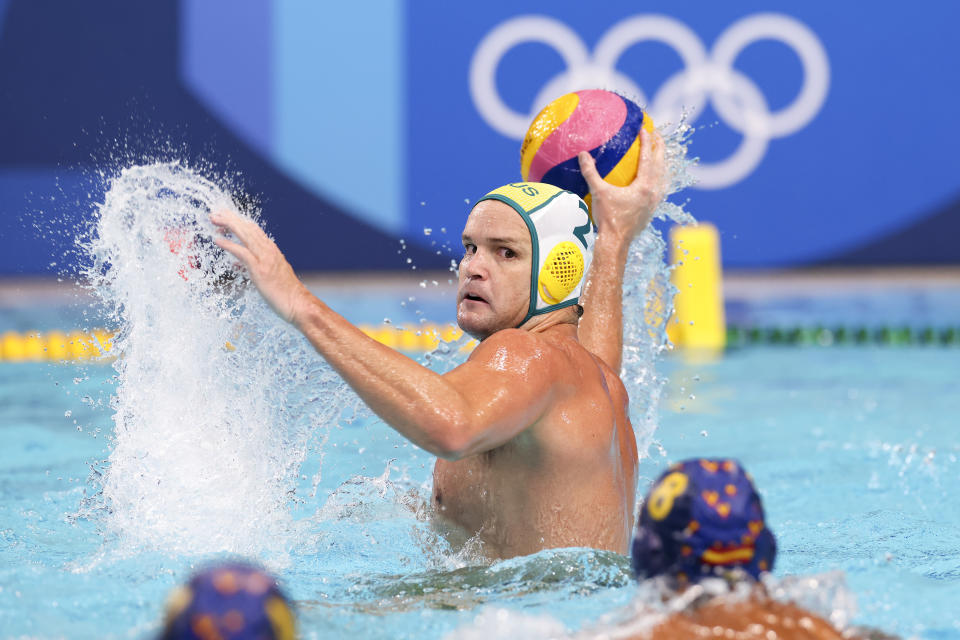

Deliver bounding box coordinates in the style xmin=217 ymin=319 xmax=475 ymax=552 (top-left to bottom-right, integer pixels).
xmin=423 ymin=227 xmax=432 ymax=236
xmin=700 ymin=430 xmax=709 ymax=437
xmin=64 ymin=410 xmax=72 ymax=417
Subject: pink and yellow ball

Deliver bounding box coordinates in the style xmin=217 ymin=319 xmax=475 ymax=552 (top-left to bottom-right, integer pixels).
xmin=521 ymin=89 xmax=654 ymax=202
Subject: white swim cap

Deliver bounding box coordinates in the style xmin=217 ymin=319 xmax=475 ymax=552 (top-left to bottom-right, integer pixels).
xmin=475 ymin=182 xmax=595 ymax=326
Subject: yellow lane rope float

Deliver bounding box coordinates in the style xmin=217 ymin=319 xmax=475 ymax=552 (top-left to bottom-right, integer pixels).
xmin=0 ymin=326 xmax=476 ymax=362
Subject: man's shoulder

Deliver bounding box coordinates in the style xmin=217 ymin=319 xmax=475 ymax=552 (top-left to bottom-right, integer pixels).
xmin=475 ymin=327 xmax=549 ymax=350
xmin=663 ymin=596 xmax=848 ymax=640
xmin=474 ymin=327 xmax=583 ymax=360
xmin=467 ymin=328 xmax=580 ymax=378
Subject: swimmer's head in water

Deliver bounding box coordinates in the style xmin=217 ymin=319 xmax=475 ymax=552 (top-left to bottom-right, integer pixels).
xmin=473 ymin=183 xmax=594 ymax=326
xmin=159 ymin=562 xmax=295 ymax=640
xmin=632 ymin=458 xmax=776 ymax=586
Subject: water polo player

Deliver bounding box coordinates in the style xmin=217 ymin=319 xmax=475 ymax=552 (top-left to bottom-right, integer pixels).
xmin=621 ymin=459 xmax=879 ymax=640
xmin=158 ymin=562 xmax=295 ymax=640
xmin=211 ymin=130 xmax=665 ymax=559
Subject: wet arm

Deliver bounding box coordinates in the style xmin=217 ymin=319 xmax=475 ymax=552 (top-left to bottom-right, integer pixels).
xmin=577 ymin=131 xmax=665 ymax=372
xmin=578 ymin=225 xmax=632 ymax=373
xmin=210 ymin=210 xmax=552 ymax=459
xmin=293 ymin=303 xmax=554 ymax=459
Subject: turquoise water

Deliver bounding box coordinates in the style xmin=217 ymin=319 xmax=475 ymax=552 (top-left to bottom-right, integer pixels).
xmin=1 ymin=296 xmax=959 ymax=638
xmin=1 ymin=159 xmax=957 ymax=638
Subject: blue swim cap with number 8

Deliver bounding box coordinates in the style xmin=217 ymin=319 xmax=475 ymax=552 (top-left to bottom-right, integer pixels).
xmin=631 ymin=458 xmax=776 ymax=585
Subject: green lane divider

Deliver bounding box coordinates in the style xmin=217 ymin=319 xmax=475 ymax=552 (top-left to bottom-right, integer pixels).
xmin=725 ymin=325 xmax=960 ymax=348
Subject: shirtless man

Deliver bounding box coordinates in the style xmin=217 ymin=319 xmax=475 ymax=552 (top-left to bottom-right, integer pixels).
xmin=211 ymin=131 xmax=665 ymax=559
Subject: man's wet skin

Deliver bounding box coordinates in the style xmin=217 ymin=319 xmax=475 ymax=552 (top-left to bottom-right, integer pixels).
xmin=433 ymin=201 xmax=637 ymax=558
xmin=633 ymin=595 xmax=878 ymax=640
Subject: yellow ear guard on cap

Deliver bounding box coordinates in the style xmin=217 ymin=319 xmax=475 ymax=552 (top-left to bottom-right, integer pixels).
xmin=539 ymin=241 xmax=585 ymax=305
xmin=474 ymin=182 xmax=594 ymax=325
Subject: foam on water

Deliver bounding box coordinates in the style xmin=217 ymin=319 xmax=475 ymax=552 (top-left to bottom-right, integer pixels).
xmin=81 ymin=162 xmax=358 ymax=560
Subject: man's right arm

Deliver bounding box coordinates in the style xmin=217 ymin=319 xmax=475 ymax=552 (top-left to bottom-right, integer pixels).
xmin=292 ymin=298 xmax=557 ymax=460
xmin=210 ymin=210 xmax=557 ymax=460
xmin=577 ymin=130 xmax=665 ymax=372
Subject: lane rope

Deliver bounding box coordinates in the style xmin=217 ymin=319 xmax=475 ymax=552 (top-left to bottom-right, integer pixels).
xmin=0 ymin=326 xmax=475 ymax=363
xmin=0 ymin=324 xmax=956 ymax=363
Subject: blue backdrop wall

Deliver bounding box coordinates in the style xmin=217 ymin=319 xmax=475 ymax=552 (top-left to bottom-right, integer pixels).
xmin=1 ymin=0 xmax=957 ymax=273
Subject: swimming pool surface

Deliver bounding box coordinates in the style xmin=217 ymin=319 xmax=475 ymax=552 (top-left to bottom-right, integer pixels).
xmin=1 ymin=282 xmax=959 ymax=639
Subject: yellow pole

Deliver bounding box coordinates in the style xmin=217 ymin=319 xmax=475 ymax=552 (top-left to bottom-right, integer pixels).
xmin=668 ymin=223 xmax=726 ymax=352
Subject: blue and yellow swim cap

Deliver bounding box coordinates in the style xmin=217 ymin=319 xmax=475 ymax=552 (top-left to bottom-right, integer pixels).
xmin=475 ymin=182 xmax=595 ymax=325
xmin=632 ymin=458 xmax=776 ymax=585
xmin=159 ymin=562 xmax=295 ymax=640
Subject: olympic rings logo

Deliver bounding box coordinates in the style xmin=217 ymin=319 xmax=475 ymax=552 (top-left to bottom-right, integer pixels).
xmin=469 ymin=13 xmax=830 ymax=189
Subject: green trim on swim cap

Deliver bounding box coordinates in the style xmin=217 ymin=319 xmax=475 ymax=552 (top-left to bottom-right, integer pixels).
xmin=474 ymin=182 xmax=594 ymax=327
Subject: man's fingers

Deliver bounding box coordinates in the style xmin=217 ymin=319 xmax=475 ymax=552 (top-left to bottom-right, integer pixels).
xmin=632 ymin=129 xmax=666 ymax=193
xmin=649 ymin=131 xmax=667 ymax=195
xmin=577 ymin=151 xmax=605 ymax=193
xmin=210 ymin=209 xmax=263 ymax=250
xmin=213 ymin=235 xmax=255 ymax=268
xmin=650 ymin=131 xmax=665 ymax=176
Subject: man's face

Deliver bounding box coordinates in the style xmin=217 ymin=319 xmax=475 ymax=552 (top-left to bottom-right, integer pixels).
xmin=456 ymin=201 xmax=532 ymax=339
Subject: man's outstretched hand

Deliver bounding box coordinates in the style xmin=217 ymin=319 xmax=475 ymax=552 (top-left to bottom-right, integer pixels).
xmin=210 ymin=209 xmax=311 ymax=324
xmin=577 ymin=128 xmax=666 ymax=242
xmin=575 ymin=128 xmax=667 ymax=372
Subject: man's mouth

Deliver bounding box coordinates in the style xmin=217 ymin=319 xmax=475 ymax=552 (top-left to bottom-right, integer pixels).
xmin=463 ymin=293 xmax=487 ymax=304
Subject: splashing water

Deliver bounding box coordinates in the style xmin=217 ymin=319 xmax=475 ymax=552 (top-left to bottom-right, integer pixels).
xmin=619 ymin=121 xmax=697 ymax=459
xmin=82 ymin=162 xmax=358 ymax=559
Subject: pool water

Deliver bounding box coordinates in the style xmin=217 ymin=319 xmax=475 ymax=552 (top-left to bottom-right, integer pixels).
xmin=1 ymin=159 xmax=958 ymax=638
xmin=1 ymin=319 xmax=958 ymax=638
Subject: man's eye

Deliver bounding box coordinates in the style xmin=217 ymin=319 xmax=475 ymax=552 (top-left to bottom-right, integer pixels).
xmin=499 ymin=247 xmax=516 ymax=258
xmin=463 ymin=243 xmax=476 ymax=254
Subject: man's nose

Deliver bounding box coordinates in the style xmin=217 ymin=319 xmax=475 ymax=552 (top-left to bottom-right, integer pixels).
xmin=462 ymin=249 xmax=489 ymax=279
